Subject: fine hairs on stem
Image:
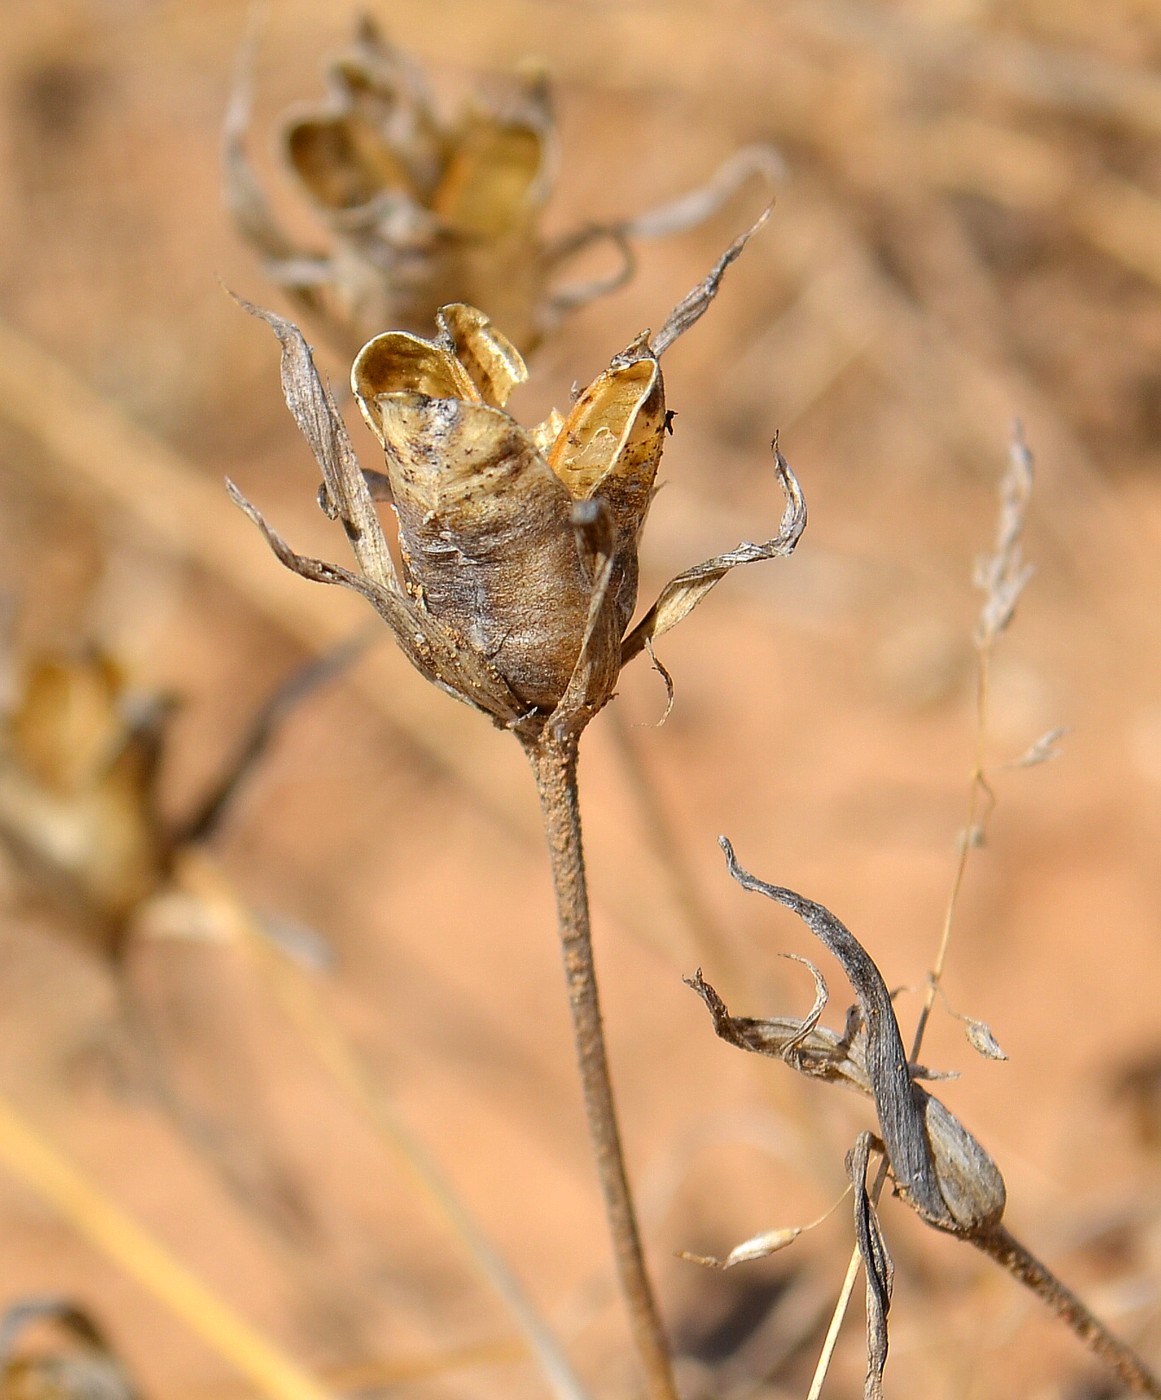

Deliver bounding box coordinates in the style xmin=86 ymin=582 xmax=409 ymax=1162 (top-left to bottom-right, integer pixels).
xmin=525 ymin=735 xmax=677 ymax=1400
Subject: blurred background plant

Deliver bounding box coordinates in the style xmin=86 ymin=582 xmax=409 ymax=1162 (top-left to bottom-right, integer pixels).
xmin=1 ymin=2 xmax=1161 ymax=1399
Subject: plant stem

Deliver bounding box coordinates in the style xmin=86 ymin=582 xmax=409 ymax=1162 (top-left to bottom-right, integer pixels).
xmin=526 ymin=733 xmax=678 ymax=1400
xmin=974 ymin=1225 xmax=1161 ymax=1398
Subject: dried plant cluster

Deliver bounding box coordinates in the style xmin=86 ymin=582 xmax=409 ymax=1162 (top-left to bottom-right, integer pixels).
xmin=1 ymin=7 xmax=1160 ymax=1400
xmin=229 ymin=221 xmax=803 ymax=749
xmin=225 ymin=16 xmax=780 ymax=356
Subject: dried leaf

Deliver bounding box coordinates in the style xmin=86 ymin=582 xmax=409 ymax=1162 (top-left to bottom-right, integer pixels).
xmin=233 ymin=297 xmax=398 ymax=592
xmin=685 ymin=969 xmax=872 ymax=1095
xmin=225 ymin=479 xmax=525 ymax=728
xmin=678 ymin=1225 xmax=802 ymax=1271
xmin=779 ymin=951 xmax=829 ymax=1055
xmin=643 ymin=637 xmax=675 ymax=725
xmin=708 ymin=839 xmax=1007 ymax=1234
xmin=847 ymin=1132 xmax=893 ymax=1400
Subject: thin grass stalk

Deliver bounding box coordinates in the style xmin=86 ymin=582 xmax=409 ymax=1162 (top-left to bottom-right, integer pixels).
xmin=187 ymin=854 xmax=594 ymax=1400
xmin=604 ymin=706 xmax=738 ymax=984
xmin=0 ymin=1092 xmax=333 ymax=1400
xmin=525 ymin=733 xmax=677 ymax=1400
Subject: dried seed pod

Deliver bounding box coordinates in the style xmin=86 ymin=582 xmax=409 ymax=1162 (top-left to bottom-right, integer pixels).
xmin=231 ymin=221 xmax=806 ymax=743
xmin=351 ymin=309 xmax=665 ymax=711
xmin=699 ymin=838 xmax=1008 ymax=1236
xmin=224 ymin=17 xmax=783 ymax=356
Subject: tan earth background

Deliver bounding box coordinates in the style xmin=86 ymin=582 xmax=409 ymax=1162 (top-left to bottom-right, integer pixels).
xmin=2 ymin=2 xmax=1161 ymax=1398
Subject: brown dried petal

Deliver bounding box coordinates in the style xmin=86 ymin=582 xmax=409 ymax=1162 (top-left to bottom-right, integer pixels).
xmin=286 ymin=113 xmax=413 ymax=211
xmin=434 ymin=304 xmax=528 ymax=409
xmin=353 ymin=329 xmax=480 ymax=407
xmin=432 ymin=71 xmax=553 ymax=238
xmin=549 ymin=345 xmax=665 ymax=526
xmin=433 ymin=115 xmax=546 ymax=238
xmin=530 ymin=408 xmax=565 ymax=459
xmin=548 ymin=499 xmax=623 ymax=732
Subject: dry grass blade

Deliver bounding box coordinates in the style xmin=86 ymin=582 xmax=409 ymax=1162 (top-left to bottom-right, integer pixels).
xmin=174 ymin=849 xmax=593 ymax=1400
xmin=0 ymin=1093 xmax=333 ymax=1400
xmin=846 ymin=1133 xmax=892 ymax=1400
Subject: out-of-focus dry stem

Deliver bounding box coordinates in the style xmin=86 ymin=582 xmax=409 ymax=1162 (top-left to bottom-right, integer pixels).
xmin=909 ymin=645 xmax=995 ymax=1059
xmin=976 ymin=1227 xmax=1161 ymax=1398
xmin=181 ymin=852 xmax=593 ymax=1400
xmin=0 ymin=1093 xmax=334 ymax=1400
xmin=526 ymin=735 xmax=677 ymax=1400
xmin=604 ymin=707 xmax=738 ymax=982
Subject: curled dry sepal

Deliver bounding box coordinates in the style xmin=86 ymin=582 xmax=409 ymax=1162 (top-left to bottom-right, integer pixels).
xmin=228 ymin=219 xmax=806 ymax=747
xmin=224 ymin=15 xmax=783 ymax=355
xmin=690 ymin=840 xmax=1161 ymax=1400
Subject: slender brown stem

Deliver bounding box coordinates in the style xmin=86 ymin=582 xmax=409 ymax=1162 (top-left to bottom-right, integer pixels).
xmin=526 ymin=733 xmax=678 ymax=1400
xmin=974 ymin=1225 xmax=1161 ymax=1397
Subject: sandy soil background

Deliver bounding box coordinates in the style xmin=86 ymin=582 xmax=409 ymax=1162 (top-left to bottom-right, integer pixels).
xmin=2 ymin=2 xmax=1161 ymax=1398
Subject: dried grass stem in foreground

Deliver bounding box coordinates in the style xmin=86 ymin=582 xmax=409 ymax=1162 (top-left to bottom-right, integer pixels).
xmin=527 ymin=734 xmax=676 ymax=1400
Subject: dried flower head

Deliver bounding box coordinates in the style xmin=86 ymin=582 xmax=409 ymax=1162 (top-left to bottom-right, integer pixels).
xmin=224 ymin=16 xmax=782 ymax=355
xmin=0 ymin=650 xmax=170 ymax=950
xmin=229 ymin=218 xmax=805 ymax=746
xmin=0 ymin=637 xmax=352 ymax=961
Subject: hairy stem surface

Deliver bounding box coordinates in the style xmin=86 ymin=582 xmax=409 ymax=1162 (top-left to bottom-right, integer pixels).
xmin=975 ymin=1225 xmax=1161 ymax=1397
xmin=527 ymin=734 xmax=677 ymax=1400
